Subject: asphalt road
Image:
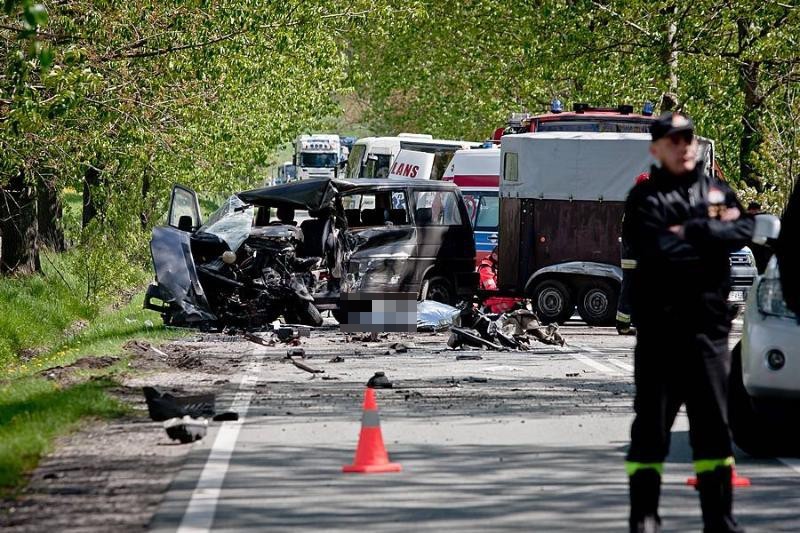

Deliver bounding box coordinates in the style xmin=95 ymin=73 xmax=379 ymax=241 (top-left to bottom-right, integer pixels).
xmin=149 ymin=319 xmax=800 ymax=532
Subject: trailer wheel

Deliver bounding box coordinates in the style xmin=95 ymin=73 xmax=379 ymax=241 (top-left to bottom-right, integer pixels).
xmin=531 ymin=279 xmax=574 ymax=324
xmin=577 ymin=280 xmax=618 ymax=327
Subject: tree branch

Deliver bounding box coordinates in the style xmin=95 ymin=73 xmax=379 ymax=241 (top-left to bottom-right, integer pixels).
xmin=590 ymin=1 xmax=657 ymax=39
xmin=103 ymin=8 xmax=372 ymax=61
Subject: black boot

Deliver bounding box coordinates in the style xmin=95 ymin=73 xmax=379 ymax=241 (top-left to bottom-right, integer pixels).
xmin=696 ymin=466 xmax=745 ymax=533
xmin=629 ymin=469 xmax=662 ymax=533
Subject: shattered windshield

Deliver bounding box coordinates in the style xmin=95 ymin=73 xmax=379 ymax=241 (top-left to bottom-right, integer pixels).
xmin=197 ymin=195 xmax=254 ymax=252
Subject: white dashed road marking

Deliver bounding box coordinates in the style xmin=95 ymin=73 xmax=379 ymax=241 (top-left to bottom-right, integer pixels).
xmin=177 ymin=357 xmax=262 ymax=533
xmin=571 ymin=353 xmax=619 ymax=375
xmin=605 ymin=358 xmax=634 ymax=373
xmin=778 ymin=458 xmax=800 ymax=476
xmin=562 ymin=342 xmax=632 ymax=375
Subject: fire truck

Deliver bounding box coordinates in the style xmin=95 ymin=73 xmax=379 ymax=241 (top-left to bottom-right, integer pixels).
xmin=491 ymin=101 xmax=657 ymax=141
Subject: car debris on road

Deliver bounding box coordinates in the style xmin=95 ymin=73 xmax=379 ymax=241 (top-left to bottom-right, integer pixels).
xmin=142 ymin=387 xmax=216 ymax=421
xmin=447 ymin=304 xmax=565 ymax=351
xmin=163 ymin=416 xmax=208 ymax=444
xmin=366 ymin=371 xmax=393 ymax=389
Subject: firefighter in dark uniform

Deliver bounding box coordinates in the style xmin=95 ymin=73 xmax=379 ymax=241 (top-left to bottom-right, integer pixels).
xmin=624 ymin=113 xmax=754 ymax=533
xmin=617 ymin=172 xmax=651 ymax=335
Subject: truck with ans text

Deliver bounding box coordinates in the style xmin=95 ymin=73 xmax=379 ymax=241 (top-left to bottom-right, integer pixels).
xmin=346 ymin=134 xmax=482 ymax=181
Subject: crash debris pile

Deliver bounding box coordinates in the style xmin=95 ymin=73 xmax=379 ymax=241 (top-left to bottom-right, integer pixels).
xmin=447 ymin=304 xmax=565 ymax=350
xmin=242 ymin=324 xmax=310 ymax=347
xmin=142 ymin=387 xmax=238 ymax=444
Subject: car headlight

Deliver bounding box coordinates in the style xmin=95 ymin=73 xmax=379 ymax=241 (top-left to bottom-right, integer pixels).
xmin=744 ymin=248 xmax=755 ymax=267
xmin=756 ymin=278 xmax=797 ymax=318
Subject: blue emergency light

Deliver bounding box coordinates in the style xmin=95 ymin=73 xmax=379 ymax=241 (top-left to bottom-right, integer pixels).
xmin=550 ymin=99 xmax=563 ymax=113
xmin=642 ymin=101 xmax=655 ymax=116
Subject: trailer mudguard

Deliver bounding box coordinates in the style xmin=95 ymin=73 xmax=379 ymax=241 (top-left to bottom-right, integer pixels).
xmin=524 ymin=261 xmax=622 ymax=293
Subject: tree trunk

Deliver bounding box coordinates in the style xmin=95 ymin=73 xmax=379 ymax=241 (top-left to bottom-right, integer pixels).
xmin=37 ymin=172 xmax=66 ymax=251
xmin=140 ymin=170 xmax=150 ymax=230
xmin=82 ymin=165 xmax=101 ymax=227
xmin=0 ymin=169 xmax=41 ymax=275
xmin=738 ymin=60 xmax=763 ymax=191
xmin=666 ymin=17 xmax=678 ymax=93
xmin=736 ymin=19 xmax=763 ymax=191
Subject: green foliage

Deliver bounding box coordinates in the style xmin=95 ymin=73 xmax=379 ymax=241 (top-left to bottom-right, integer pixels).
xmin=348 ymin=0 xmax=800 ymax=205
xmin=1 ymin=1 xmax=370 ymax=279
xmin=0 ymin=377 xmax=128 ymax=492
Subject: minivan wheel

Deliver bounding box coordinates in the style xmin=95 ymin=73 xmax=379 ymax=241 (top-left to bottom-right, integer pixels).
xmin=423 ymin=276 xmax=455 ymax=305
xmin=577 ymin=280 xmax=618 ymax=327
xmin=532 ymin=279 xmax=574 ymax=324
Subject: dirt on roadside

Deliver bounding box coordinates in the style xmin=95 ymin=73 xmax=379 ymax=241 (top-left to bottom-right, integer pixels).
xmin=0 ymin=333 xmax=256 ymax=532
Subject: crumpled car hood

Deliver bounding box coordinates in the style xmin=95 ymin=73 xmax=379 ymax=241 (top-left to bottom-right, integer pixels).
xmin=347 ymin=226 xmax=416 ymax=259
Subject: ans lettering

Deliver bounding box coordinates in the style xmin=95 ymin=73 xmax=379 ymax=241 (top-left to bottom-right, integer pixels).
xmin=389 ymin=162 xmax=420 ymax=178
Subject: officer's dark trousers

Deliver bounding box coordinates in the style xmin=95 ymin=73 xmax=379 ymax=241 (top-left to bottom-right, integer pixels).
xmin=626 ymin=326 xmax=743 ymax=532
xmin=627 ymin=327 xmax=733 ymax=465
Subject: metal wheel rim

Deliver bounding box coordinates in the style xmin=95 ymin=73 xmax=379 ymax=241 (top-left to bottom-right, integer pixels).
xmin=538 ymin=288 xmax=564 ymax=315
xmin=583 ymin=289 xmax=608 ymax=318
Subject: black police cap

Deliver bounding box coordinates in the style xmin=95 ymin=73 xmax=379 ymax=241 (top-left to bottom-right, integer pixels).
xmin=650 ymin=112 xmax=694 ymax=142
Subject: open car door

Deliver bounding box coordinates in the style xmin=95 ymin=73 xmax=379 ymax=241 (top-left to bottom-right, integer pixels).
xmin=144 ymin=184 xmax=215 ymax=326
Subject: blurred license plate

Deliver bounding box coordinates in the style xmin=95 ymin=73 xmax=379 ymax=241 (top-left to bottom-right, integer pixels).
xmin=729 ymin=290 xmax=745 ymax=302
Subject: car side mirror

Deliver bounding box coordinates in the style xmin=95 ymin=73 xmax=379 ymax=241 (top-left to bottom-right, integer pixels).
xmin=752 ymin=213 xmax=781 ymax=245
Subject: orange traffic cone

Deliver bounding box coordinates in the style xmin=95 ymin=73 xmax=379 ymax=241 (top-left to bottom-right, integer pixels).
xmin=342 ymin=387 xmax=402 ymax=474
xmin=686 ymin=466 xmax=751 ymax=488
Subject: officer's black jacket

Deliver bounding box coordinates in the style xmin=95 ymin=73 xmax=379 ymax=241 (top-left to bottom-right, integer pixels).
xmin=622 ymin=164 xmax=754 ymax=334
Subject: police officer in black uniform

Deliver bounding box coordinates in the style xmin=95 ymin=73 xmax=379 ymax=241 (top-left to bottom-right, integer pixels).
xmin=623 ymin=113 xmax=754 ymax=533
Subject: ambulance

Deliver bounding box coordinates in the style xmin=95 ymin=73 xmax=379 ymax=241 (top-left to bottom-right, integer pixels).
xmin=442 ymin=147 xmax=501 ymax=264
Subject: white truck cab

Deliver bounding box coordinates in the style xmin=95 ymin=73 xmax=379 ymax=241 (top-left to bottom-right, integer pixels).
xmin=295 ymin=134 xmax=342 ymax=180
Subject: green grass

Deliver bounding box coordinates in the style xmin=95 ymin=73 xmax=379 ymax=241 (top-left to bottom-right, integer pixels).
xmin=0 ymin=289 xmax=186 ymax=494
xmin=0 ymin=377 xmax=128 ymax=493
xmin=4 ymin=292 xmax=186 ymax=379
xmin=0 ymin=242 xmax=188 ymax=493
xmin=0 ymin=252 xmax=96 ymax=371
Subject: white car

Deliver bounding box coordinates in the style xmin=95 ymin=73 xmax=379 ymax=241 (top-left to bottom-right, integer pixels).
xmin=730 ymin=256 xmax=800 ymax=456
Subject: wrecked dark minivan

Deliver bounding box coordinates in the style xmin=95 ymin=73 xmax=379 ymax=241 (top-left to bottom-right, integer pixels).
xmin=144 ymin=178 xmax=477 ymax=329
